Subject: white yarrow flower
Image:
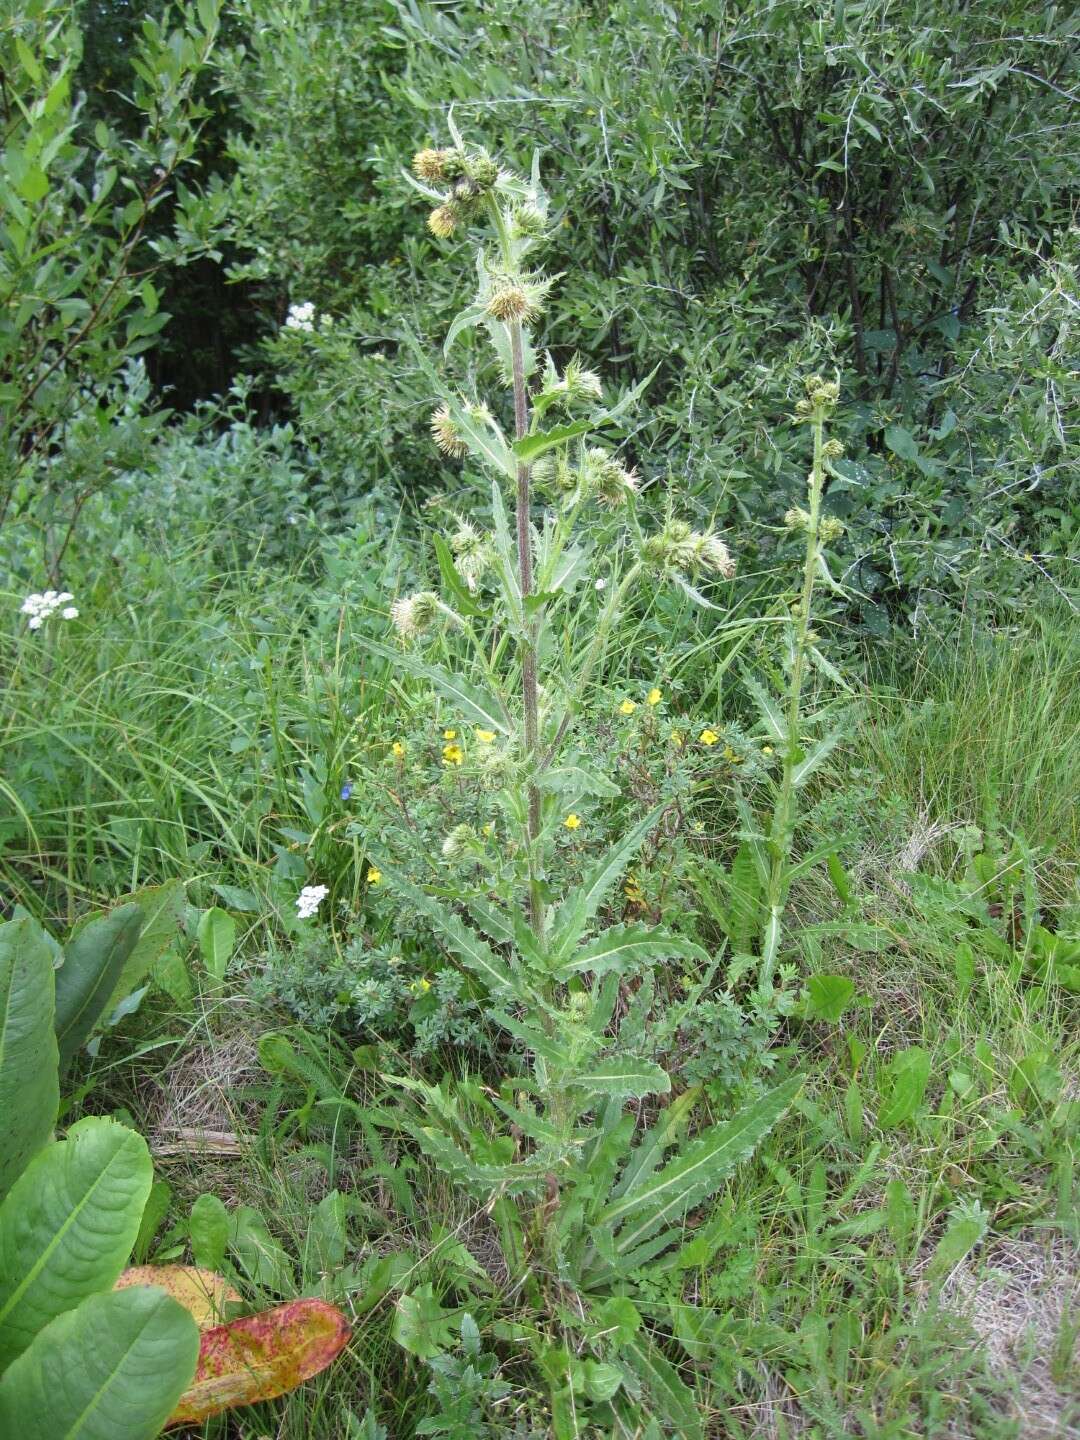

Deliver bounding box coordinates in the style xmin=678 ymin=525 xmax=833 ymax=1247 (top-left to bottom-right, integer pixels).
xmin=285 ymin=301 xmax=317 ymax=333
xmin=295 ymin=883 xmax=329 ymax=919
xmin=19 ymin=589 xmax=79 ymax=629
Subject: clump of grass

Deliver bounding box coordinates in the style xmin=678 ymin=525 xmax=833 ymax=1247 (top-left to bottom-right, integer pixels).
xmin=858 ymin=607 xmax=1080 ymax=900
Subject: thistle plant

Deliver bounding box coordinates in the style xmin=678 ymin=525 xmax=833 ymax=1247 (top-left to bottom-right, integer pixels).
xmin=759 ymin=375 xmax=846 ymax=987
xmin=359 ymin=126 xmax=800 ymax=1431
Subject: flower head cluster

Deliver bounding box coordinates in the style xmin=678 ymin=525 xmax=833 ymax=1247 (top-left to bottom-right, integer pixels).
xmin=20 ymin=591 xmax=78 ymax=629
xmin=641 ymin=518 xmax=736 ymax=579
xmin=414 ymin=145 xmax=504 ymax=239
xmin=296 ymin=884 xmax=328 ymax=919
xmin=795 ymin=373 xmax=840 ymax=418
xmin=284 ymin=301 xmax=317 ymax=332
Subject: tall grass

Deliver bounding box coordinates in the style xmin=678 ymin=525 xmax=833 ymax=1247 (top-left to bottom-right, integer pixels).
xmin=857 ymin=607 xmax=1080 ymax=900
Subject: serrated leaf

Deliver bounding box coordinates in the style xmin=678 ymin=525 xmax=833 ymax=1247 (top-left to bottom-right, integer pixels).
xmin=569 ymin=1057 xmax=671 ymax=1100
xmin=366 ymin=858 xmax=527 ymax=998
xmin=601 ymin=1076 xmax=802 ymax=1254
xmin=743 ymin=674 xmax=787 ymax=743
xmin=792 ymin=729 xmax=844 ymax=788
xmin=549 ymin=809 xmax=661 ymax=964
xmin=165 ymin=1298 xmax=349 ymax=1426
xmin=443 ymin=301 xmax=487 ymax=355
xmin=0 ymin=1286 xmax=199 ymax=1440
xmin=512 ymin=418 xmax=593 ymax=463
xmin=450 ymin=400 xmax=515 ymax=478
xmin=0 ymin=1117 xmax=153 ymax=1367
xmin=0 ymin=918 xmax=59 ymax=1199
xmin=359 ymin=637 xmax=511 ymax=735
xmin=557 ymin=924 xmax=705 ymax=978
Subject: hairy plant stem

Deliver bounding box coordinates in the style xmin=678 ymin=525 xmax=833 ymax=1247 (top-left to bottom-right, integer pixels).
xmin=488 ymin=194 xmax=544 ymax=935
xmin=761 ymin=404 xmax=827 ymax=988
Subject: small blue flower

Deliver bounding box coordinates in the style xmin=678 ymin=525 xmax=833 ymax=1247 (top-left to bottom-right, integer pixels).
xmin=340 ymin=782 xmax=353 ymax=800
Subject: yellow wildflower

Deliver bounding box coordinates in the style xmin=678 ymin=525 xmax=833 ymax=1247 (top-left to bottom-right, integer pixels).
xmin=647 ymin=687 xmax=663 ymax=706
xmin=563 ymin=813 xmax=582 ymax=831
xmin=410 ymin=976 xmax=432 ymax=995
xmin=442 ymin=743 xmax=464 ymax=766
xmin=669 ymin=730 xmax=684 ymax=748
xmin=619 ymin=699 xmax=636 ymax=716
xmin=367 ymin=866 xmax=382 ymax=885
xmin=699 ymin=728 xmax=719 ymax=746
xmin=475 ymin=729 xmax=496 ymax=743
xmin=443 ymin=729 xmax=457 ymax=740
xmin=391 ymin=740 xmax=405 ymax=757
xmin=762 ymin=745 xmax=774 ymax=756
xmin=481 ymin=822 xmax=495 ymax=837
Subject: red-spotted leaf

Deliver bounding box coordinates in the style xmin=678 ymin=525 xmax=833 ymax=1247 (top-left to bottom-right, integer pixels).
xmin=164 ymin=1298 xmax=350 ymax=1427
xmin=114 ymin=1266 xmax=243 ymax=1330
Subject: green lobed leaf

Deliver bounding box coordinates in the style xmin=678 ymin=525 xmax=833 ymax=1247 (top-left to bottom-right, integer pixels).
xmin=0 ymin=1117 xmax=153 ymax=1368
xmin=0 ymin=1285 xmax=199 ymax=1440
xmin=368 ymin=858 xmax=527 ymax=1000
xmin=0 ymin=918 xmax=60 ymax=1200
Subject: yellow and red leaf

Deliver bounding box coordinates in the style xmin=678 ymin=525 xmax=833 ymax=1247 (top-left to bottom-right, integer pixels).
xmin=164 ymin=1297 xmax=350 ymax=1427
xmin=114 ymin=1265 xmax=243 ymax=1330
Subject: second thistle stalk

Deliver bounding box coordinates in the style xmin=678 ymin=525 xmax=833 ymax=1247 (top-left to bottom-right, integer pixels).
xmin=760 ymin=377 xmax=840 ymax=987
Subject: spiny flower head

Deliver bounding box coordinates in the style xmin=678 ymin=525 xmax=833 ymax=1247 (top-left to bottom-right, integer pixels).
xmin=413 ymin=147 xmax=450 ymax=182
xmin=428 ymin=202 xmax=459 ymax=239
xmin=441 ymin=823 xmax=476 ymax=859
xmin=449 ymin=516 xmax=492 ymax=591
xmin=509 ymin=201 xmax=547 ymax=241
xmin=795 ymin=373 xmax=840 ymax=416
xmin=583 ymin=447 xmax=638 ymax=508
xmin=561 ymin=356 xmax=603 ymax=404
xmin=486 ymin=284 xmax=534 ymax=323
xmin=785 ymin=506 xmax=811 ymax=532
xmin=641 ymin=518 xmax=735 ymax=579
xmin=390 ymin=590 xmax=440 ymax=642
xmin=430 ymin=403 xmax=468 ymax=458
xmin=819 ymin=514 xmax=846 ymax=543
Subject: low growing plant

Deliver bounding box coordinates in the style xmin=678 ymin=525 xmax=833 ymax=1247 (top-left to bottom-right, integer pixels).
xmin=0 ymin=913 xmax=350 ymax=1437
